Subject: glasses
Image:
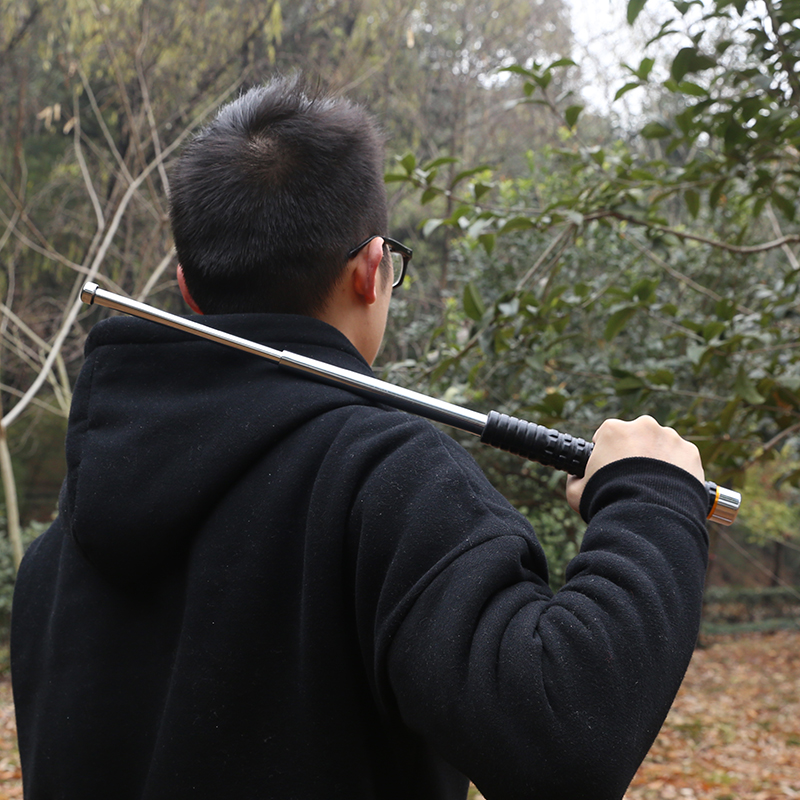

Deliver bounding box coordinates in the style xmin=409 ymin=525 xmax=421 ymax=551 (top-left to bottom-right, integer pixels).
xmin=347 ymin=235 xmax=412 ymax=289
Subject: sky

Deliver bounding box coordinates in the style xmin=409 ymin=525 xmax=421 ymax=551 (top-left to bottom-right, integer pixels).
xmin=565 ymin=0 xmax=672 ymax=117
xmin=567 ymin=0 xmax=634 ymax=109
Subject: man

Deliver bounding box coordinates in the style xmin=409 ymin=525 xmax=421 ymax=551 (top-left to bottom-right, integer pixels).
xmin=12 ymin=75 xmax=708 ymax=800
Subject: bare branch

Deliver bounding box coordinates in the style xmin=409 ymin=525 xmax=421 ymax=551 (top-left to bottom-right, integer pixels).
xmin=1 ymin=1 xmax=41 ymax=58
xmin=623 ymin=232 xmax=758 ymax=316
xmin=0 ymin=382 xmax=67 ymax=417
xmin=595 ymin=210 xmax=800 ymax=255
xmin=0 ymin=205 xmax=21 ymax=254
xmin=0 ymin=418 xmax=23 ymax=570
xmin=135 ymin=6 xmax=170 ymax=198
xmin=515 ymin=223 xmax=575 ymax=292
xmin=743 ymin=420 xmax=800 ymax=470
xmin=0 ymin=205 xmax=89 ymax=274
xmin=73 ymin=90 xmax=105 ymax=230
xmin=1 ymin=75 xmax=241 ymax=429
xmin=78 ymin=63 xmax=135 ymax=187
xmin=766 ymin=203 xmax=800 ymax=272
xmin=137 ymin=248 xmax=176 ymax=301
xmin=0 ymin=303 xmax=72 ymax=412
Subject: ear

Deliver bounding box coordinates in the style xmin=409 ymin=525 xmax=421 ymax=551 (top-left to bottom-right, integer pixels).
xmin=177 ymin=264 xmax=203 ymax=314
xmin=351 ymin=237 xmax=385 ymax=305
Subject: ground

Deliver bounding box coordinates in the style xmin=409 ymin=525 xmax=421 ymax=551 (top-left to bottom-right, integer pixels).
xmin=2 ymin=630 xmax=798 ymax=799
xmin=0 ymin=682 xmax=19 ymax=800
xmin=625 ymin=629 xmax=800 ymax=800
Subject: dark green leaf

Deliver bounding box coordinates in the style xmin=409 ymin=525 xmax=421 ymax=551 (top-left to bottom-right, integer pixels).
xmin=604 ymin=306 xmax=639 ymax=340
xmin=715 ymin=298 xmax=736 ymax=320
xmin=633 ymin=278 xmax=658 ymax=302
xmin=641 ymin=121 xmax=672 ymax=138
xmin=734 ymin=365 xmax=765 ymax=405
xmin=614 ymin=82 xmax=642 ymax=101
xmin=430 ymin=357 xmax=456 ymax=383
xmin=588 ymin=147 xmax=606 ymax=165
xmin=703 ymin=320 xmax=726 ymax=341
xmin=550 ymin=58 xmax=577 ymax=69
xmin=771 ymin=191 xmax=796 ymax=221
xmin=627 ymin=0 xmax=648 ymax=25
xmin=539 ymin=392 xmax=567 ymax=416
xmin=474 ymin=183 xmax=492 ymax=201
xmin=719 ymin=399 xmax=740 ymax=430
xmin=685 ymin=188 xmax=701 ymax=218
xmin=615 ymin=376 xmax=646 ymax=393
xmin=675 ymin=107 xmax=698 ymax=135
xmin=636 ymin=57 xmax=655 ymax=80
xmin=479 ymin=233 xmax=495 ymax=255
xmin=677 ymin=80 xmax=708 ymax=97
xmin=671 ymin=47 xmax=716 ymax=82
xmin=400 ymin=153 xmax=416 ymax=173
xmin=499 ymin=216 xmax=536 ymax=234
xmin=647 ymin=368 xmax=675 ymax=387
xmin=709 ymin=178 xmax=727 ymax=209
xmin=501 ymin=64 xmax=536 ymax=78
xmin=463 ymin=282 xmax=486 ymax=321
xmin=451 ymin=165 xmax=491 ymax=188
xmin=424 ymin=156 xmax=459 ymax=169
xmin=565 ymin=105 xmax=583 ymax=128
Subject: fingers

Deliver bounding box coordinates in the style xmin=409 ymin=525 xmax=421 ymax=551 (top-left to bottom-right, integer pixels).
xmin=566 ymin=415 xmax=705 ymax=514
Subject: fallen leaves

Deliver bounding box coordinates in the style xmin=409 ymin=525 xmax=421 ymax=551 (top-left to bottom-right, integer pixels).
xmin=627 ymin=629 xmax=800 ymax=800
xmin=0 ymin=682 xmax=20 ymax=800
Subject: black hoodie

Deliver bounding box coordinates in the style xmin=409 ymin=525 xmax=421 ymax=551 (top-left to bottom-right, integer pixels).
xmin=12 ymin=313 xmax=709 ymax=800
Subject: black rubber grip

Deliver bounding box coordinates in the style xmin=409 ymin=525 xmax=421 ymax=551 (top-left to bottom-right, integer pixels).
xmin=480 ymin=411 xmax=593 ymax=477
xmin=482 ymin=411 xmax=726 ymax=519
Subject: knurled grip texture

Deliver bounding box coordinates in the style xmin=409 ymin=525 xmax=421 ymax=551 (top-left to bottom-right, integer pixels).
xmin=480 ymin=411 xmax=592 ymax=477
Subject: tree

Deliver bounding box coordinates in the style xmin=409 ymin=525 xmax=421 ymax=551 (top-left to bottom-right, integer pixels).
xmin=386 ymin=1 xmax=800 ymax=578
xmin=0 ymin=0 xmax=579 ymax=571
xmin=1 ymin=0 xmax=285 ymax=564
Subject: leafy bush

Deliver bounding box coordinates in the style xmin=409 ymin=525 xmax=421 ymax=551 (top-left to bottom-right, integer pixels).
xmin=0 ymin=513 xmax=50 ymax=638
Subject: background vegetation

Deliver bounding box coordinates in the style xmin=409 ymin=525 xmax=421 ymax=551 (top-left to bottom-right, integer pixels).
xmin=1 ymin=0 xmax=799 ymax=607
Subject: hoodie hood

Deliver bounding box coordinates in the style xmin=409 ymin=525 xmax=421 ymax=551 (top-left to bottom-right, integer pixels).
xmin=64 ymin=312 xmax=373 ymax=586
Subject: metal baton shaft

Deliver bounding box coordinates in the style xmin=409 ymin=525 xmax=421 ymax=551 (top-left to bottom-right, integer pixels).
xmin=80 ymin=282 xmax=741 ymax=525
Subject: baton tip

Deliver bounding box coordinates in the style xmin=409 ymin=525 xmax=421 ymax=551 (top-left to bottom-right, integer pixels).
xmin=81 ymin=282 xmax=99 ymax=305
xmin=706 ymin=482 xmax=741 ymax=526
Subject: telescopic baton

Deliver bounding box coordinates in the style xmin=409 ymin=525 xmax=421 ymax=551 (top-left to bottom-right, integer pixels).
xmin=81 ymin=282 xmax=741 ymax=525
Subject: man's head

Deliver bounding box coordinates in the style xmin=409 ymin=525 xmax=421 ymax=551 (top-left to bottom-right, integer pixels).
xmin=169 ymin=74 xmax=389 ymax=317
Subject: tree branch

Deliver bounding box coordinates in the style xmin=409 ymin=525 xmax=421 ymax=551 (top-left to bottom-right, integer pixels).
xmin=1 ymin=75 xmax=242 ymax=429
xmin=595 ymin=210 xmax=800 ymax=254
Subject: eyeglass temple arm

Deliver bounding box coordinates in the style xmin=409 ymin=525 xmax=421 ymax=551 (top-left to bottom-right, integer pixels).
xmin=80 ymin=282 xmax=740 ymax=525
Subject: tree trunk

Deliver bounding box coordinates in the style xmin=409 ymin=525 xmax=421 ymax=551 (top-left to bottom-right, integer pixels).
xmin=0 ymin=418 xmax=23 ymax=571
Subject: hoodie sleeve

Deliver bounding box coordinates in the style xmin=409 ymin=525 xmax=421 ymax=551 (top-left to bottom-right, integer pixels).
xmin=348 ymin=415 xmax=708 ymax=800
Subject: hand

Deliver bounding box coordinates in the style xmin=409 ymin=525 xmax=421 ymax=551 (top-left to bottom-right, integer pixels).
xmin=566 ymin=415 xmax=705 ymax=514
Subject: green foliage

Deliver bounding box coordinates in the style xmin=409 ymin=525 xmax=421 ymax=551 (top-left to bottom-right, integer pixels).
xmin=737 ymin=454 xmax=800 ymax=547
xmin=0 ymin=513 xmax=47 ymax=631
xmin=382 ymin=4 xmax=800 ymax=585
xmin=6 ymin=0 xmax=800 ymax=589
xmin=388 ymin=17 xmax=800 ymax=493
xmin=622 ymin=0 xmax=800 ymax=221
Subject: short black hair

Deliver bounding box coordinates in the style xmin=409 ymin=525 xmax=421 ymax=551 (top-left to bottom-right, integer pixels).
xmin=169 ymin=74 xmax=388 ymax=315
